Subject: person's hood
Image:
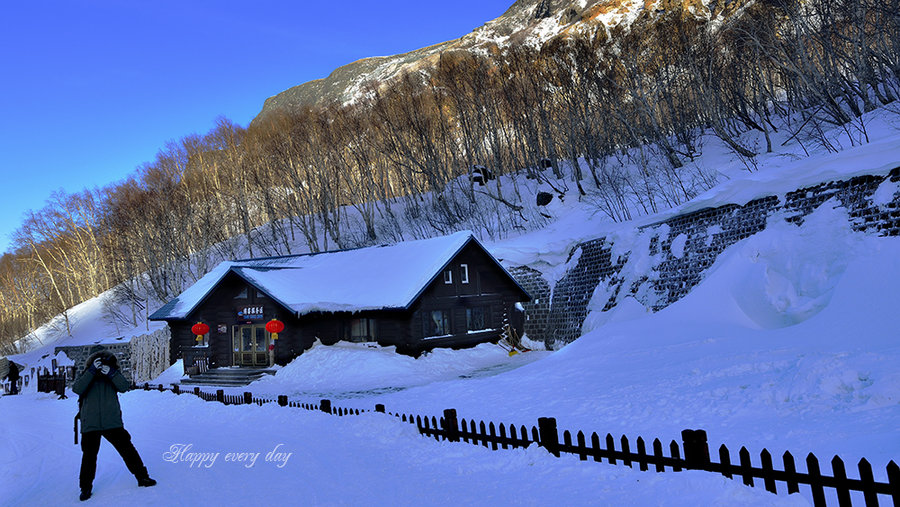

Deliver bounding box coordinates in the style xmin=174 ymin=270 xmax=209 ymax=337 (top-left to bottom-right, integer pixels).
xmin=85 ymin=350 xmax=119 ymax=370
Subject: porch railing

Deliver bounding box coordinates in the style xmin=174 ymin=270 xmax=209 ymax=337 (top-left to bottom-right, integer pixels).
xmin=180 ymin=346 xmax=211 ymax=376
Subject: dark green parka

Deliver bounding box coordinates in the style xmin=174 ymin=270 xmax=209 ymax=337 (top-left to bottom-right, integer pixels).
xmin=72 ymin=350 xmax=131 ymax=433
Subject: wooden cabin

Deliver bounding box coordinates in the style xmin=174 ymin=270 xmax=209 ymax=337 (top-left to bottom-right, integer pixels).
xmin=149 ymin=231 xmax=530 ymax=370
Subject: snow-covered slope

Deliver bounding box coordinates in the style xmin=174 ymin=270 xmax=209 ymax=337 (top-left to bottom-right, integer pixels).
xmin=7 ymin=292 xmax=167 ymax=373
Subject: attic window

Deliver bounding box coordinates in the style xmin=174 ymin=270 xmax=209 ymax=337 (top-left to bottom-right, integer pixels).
xmin=443 ymin=269 xmax=453 ymax=284
xmin=234 ymin=287 xmax=248 ymax=299
xmin=460 ymin=264 xmax=469 ymax=284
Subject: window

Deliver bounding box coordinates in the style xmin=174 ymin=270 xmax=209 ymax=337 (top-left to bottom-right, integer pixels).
xmin=234 ymin=287 xmax=248 ymax=299
xmin=466 ymin=307 xmax=486 ymax=331
xmin=443 ymin=269 xmax=453 ymax=284
xmin=428 ymin=310 xmax=450 ymax=336
xmin=460 ymin=264 xmax=469 ymax=284
xmin=195 ymin=332 xmax=209 ymax=347
xmin=350 ymin=318 xmax=377 ymax=343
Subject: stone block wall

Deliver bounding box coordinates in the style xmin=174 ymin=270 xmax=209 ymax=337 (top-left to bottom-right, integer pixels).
xmin=507 ymin=265 xmax=551 ymax=343
xmin=510 ymin=167 xmax=900 ymax=348
xmin=542 ymin=239 xmax=626 ymax=345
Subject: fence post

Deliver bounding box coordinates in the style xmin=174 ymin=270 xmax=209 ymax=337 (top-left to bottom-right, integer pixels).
xmin=173 ymin=385 xmax=180 ymax=395
xmin=278 ymin=395 xmax=288 ymax=407
xmin=806 ymin=453 xmax=826 ymax=506
xmin=538 ymin=417 xmax=560 ymax=457
xmin=375 ymin=404 xmax=385 ymax=413
xmin=681 ymin=429 xmax=711 ymax=470
xmin=193 ymin=387 xmax=200 ymax=396
xmin=857 ymin=458 xmax=877 ymax=506
xmin=887 ymin=460 xmax=899 ymax=506
xmin=831 ymin=456 xmax=851 ymax=507
xmin=244 ymin=392 xmax=252 ymax=405
xmin=782 ymin=451 xmax=799 ymax=494
xmin=55 ymin=377 xmax=67 ymax=399
xmin=216 ymin=389 xmax=224 ymax=403
xmin=442 ymin=409 xmax=459 ymax=442
xmin=320 ymin=399 xmax=332 ymax=414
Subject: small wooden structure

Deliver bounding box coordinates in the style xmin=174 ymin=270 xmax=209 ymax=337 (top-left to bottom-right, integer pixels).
xmin=150 ymin=231 xmax=530 ymax=369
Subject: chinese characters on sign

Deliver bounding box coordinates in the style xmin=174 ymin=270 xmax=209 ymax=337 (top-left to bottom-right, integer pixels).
xmin=237 ymin=306 xmax=264 ymax=321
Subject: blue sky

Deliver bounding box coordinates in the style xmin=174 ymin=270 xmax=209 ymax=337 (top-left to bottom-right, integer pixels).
xmin=0 ymin=1 xmax=513 ymax=254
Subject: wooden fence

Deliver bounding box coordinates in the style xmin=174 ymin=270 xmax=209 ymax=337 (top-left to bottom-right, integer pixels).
xmin=135 ymin=383 xmax=899 ymax=506
xmin=36 ymin=374 xmax=67 ymax=398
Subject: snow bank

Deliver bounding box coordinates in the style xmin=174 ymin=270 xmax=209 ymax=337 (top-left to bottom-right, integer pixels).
xmin=149 ymin=360 xmax=186 ymax=387
xmin=245 ymin=342 xmax=548 ymax=398
xmin=676 ymin=202 xmax=859 ymax=329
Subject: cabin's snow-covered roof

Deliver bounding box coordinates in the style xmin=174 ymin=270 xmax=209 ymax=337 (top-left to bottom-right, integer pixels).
xmin=151 ymin=231 xmax=482 ymax=320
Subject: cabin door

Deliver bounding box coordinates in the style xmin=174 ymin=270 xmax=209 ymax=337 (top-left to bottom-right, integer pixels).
xmin=232 ymin=324 xmax=269 ymax=366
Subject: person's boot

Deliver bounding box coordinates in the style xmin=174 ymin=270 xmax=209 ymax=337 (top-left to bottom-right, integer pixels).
xmin=137 ymin=476 xmax=157 ymax=487
xmin=79 ymin=490 xmax=91 ymax=501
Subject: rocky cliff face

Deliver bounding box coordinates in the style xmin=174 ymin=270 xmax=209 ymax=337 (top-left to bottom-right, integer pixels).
xmin=253 ymin=0 xmax=750 ymax=123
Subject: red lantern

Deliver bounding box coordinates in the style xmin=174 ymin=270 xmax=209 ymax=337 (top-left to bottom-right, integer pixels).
xmin=266 ymin=319 xmax=284 ymax=340
xmin=191 ymin=322 xmax=210 ymax=342
xmin=265 ymin=319 xmax=284 ymax=334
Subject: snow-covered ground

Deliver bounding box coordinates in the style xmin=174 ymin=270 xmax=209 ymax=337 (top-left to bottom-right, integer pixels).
xmin=2 ymin=391 xmax=804 ymax=506
xmin=2 ymin=111 xmax=900 ymax=505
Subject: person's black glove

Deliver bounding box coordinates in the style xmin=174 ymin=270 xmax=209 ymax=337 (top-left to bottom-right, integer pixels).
xmin=92 ymin=358 xmax=111 ymax=375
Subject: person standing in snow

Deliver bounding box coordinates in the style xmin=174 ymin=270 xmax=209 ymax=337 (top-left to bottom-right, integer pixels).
xmin=72 ymin=348 xmax=156 ymax=501
xmin=6 ymin=361 xmax=20 ymax=395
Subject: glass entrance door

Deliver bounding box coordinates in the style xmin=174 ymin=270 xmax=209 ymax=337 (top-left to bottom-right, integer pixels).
xmin=232 ymin=324 xmax=269 ymax=366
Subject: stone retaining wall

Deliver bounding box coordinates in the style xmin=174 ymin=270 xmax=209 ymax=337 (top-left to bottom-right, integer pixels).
xmin=511 ymin=167 xmax=900 ymax=348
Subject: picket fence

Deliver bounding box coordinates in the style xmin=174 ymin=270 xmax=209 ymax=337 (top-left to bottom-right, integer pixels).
xmin=36 ymin=373 xmax=67 ymax=398
xmin=134 ymin=383 xmax=898 ymax=506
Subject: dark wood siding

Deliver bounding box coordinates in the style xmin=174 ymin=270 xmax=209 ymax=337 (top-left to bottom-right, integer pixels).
xmin=290 ymin=310 xmax=411 ymax=350
xmin=407 ymin=242 xmax=529 ymax=354
xmin=170 ymin=272 xmax=312 ymax=367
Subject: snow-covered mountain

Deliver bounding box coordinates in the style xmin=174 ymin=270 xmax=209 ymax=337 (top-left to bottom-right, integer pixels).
xmin=255 ymin=0 xmax=751 ymax=119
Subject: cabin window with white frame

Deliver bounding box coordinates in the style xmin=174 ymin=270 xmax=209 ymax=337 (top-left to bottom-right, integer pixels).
xmin=443 ymin=269 xmax=453 ymax=284
xmin=428 ymin=310 xmax=450 ymax=336
xmin=460 ymin=264 xmax=469 ymax=284
xmin=350 ymin=318 xmax=377 ymax=343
